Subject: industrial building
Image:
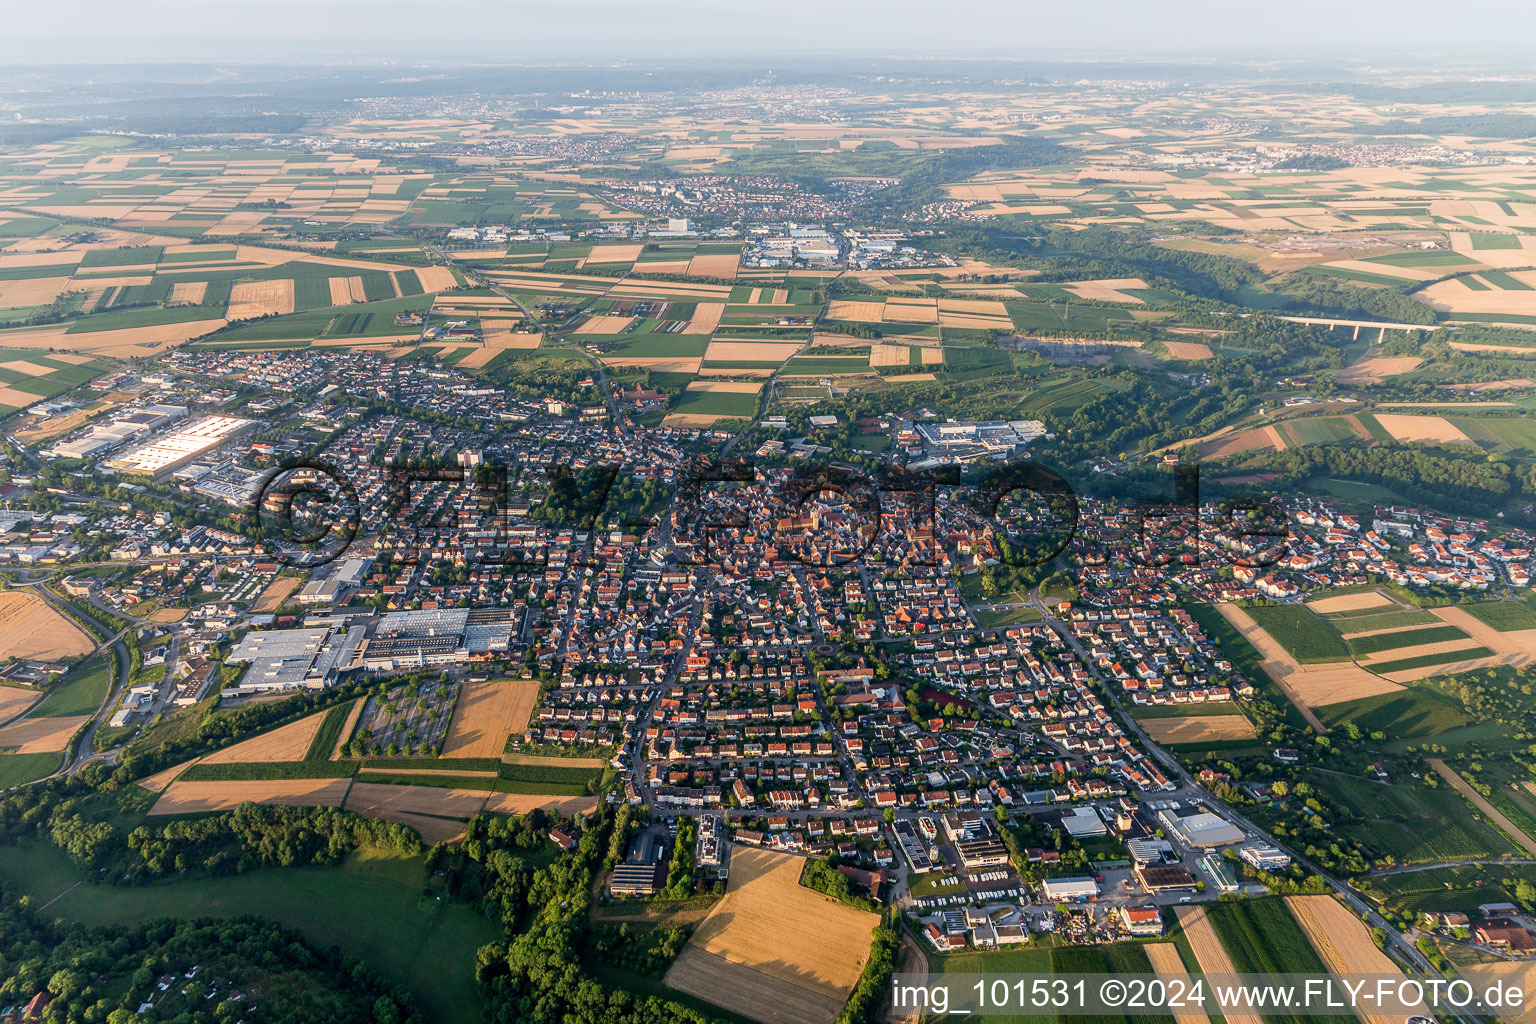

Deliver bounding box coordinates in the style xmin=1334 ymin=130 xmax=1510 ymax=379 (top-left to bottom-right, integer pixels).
xmin=106 ymin=415 xmax=252 ymax=478
xmin=358 ymin=607 xmax=516 ymax=670
xmin=226 ymin=624 xmax=367 ymax=697
xmin=1040 ymin=876 xmax=1098 ymax=901
xmin=1161 ymin=809 xmax=1245 ymax=849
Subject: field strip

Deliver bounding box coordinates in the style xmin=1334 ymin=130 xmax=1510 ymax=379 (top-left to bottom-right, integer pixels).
xmin=1428 ymin=759 xmax=1536 ymax=857
xmin=1144 ymin=943 xmax=1212 ymax=1024
xmin=201 ymin=710 xmax=326 ymax=763
xmin=135 ymin=756 xmax=199 ymax=794
xmin=1212 ymin=605 xmax=1329 ymax=730
xmin=0 ymin=686 xmax=41 ymax=729
xmin=1286 ymin=895 xmax=1401 ymax=1024
xmin=1430 ymin=606 xmax=1536 ymax=666
xmin=331 ymin=699 xmax=365 ymax=760
xmin=1174 ymin=905 xmax=1265 ymax=1024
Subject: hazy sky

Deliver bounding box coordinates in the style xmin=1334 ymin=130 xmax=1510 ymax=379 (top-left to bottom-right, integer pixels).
xmin=10 ymin=0 xmax=1536 ymax=62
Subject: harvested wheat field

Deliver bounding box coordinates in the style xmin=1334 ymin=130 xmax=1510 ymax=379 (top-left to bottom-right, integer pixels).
xmin=328 ymin=276 xmax=367 ymax=305
xmin=1141 ymin=714 xmax=1257 ymax=745
xmin=1065 ymin=278 xmax=1148 ymax=303
xmin=0 ymin=386 xmax=43 ymax=410
xmin=601 ymin=356 xmax=703 ymax=374
xmin=482 ymin=792 xmax=598 ymax=816
xmin=412 ymin=267 xmax=459 ymax=292
xmin=344 ymin=781 xmax=489 ymax=820
xmin=0 ymin=592 xmax=93 ymax=660
xmin=331 ymin=699 xmax=365 ymax=759
xmin=1372 ymin=413 xmax=1475 ymax=446
xmin=660 ymin=412 xmax=726 ymax=428
xmin=868 ymin=345 xmax=912 ymax=367
xmin=201 ymin=710 xmax=328 ymax=764
xmin=683 ymin=302 xmax=725 ymax=334
xmin=0 ymin=277 xmax=71 ymax=307
xmin=1176 ymin=905 xmax=1264 ymax=1024
xmin=1335 ymin=352 xmax=1423 ymax=384
xmin=1431 ymin=606 xmax=1536 ymax=668
xmin=1214 ymin=604 xmax=1398 ymax=724
xmin=0 ymin=686 xmax=40 ymax=726
xmin=688 ymin=253 xmax=740 ymax=279
xmin=1286 ymin=896 xmax=1401 ymax=1024
xmin=665 ymin=846 xmax=879 ymax=1024
xmin=166 ymin=282 xmax=207 ymax=307
xmin=1306 ymin=591 xmax=1393 ymax=614
xmin=147 ymin=607 xmax=188 ymax=623
xmin=150 ymin=777 xmax=351 ymax=816
xmin=826 ymin=300 xmax=885 ymax=323
xmin=0 ymin=714 xmax=85 ymax=753
xmin=135 ymin=757 xmax=198 ymax=795
xmin=1144 ymin=943 xmax=1211 ymax=1024
xmin=577 ymin=314 xmax=634 ymax=334
xmin=226 ymin=279 xmax=296 ymax=320
xmin=686 ymin=380 xmax=762 ymax=394
xmin=1161 ymin=341 xmax=1214 ymax=360
xmin=883 ymin=298 xmax=938 ymax=324
xmin=441 ymin=679 xmax=540 ymax=759
xmin=1460 ymin=964 xmax=1536 ymax=1024
xmin=1199 ymin=425 xmax=1286 ymax=461
xmin=251 ymin=575 xmax=301 ymax=613
xmin=702 ymin=341 xmax=799 ymax=363
xmin=0 ymin=359 xmax=62 ymax=376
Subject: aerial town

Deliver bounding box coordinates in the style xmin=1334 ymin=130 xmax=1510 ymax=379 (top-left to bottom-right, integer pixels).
xmin=4 ymin=19 xmax=1536 ymax=1024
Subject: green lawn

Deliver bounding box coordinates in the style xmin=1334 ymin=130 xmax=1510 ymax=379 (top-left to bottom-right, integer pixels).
xmin=32 ymin=651 xmax=111 ymax=718
xmin=1244 ymin=604 xmax=1350 ymax=663
xmin=0 ymin=843 xmax=498 ymax=1024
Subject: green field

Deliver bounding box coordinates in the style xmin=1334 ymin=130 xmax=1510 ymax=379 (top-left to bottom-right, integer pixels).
xmin=1244 ymin=604 xmax=1350 ymax=663
xmin=1326 ymin=609 xmax=1439 ymax=631
xmin=935 ymin=940 xmax=1160 ymax=1024
xmin=32 ymin=651 xmax=110 ymax=718
xmin=1369 ymin=646 xmax=1493 ymax=675
xmin=1362 ymin=862 xmax=1536 ymax=916
xmin=1454 ymin=417 xmax=1536 ymax=456
xmin=0 ymin=751 xmax=58 ymax=789
xmin=1461 ymin=601 xmax=1536 ymax=632
xmin=1316 ymin=770 xmax=1517 ymax=864
xmin=0 ymin=843 xmax=498 ymax=1024
xmin=1347 ymin=624 xmax=1468 ymax=657
xmin=1314 ymin=686 xmax=1473 ymax=737
xmin=668 ymin=388 xmax=759 ymax=419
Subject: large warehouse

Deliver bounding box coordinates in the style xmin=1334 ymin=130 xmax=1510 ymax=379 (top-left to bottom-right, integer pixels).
xmin=106 ymin=415 xmax=252 ymax=478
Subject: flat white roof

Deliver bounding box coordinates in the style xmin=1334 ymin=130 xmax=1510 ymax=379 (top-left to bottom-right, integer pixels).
xmin=108 ymin=416 xmax=250 ymax=474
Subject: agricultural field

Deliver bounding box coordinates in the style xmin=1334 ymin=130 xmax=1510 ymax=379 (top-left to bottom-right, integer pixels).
xmin=1139 ymin=713 xmax=1258 ymax=745
xmin=1242 ymin=604 xmax=1350 ymax=664
xmin=0 ymin=591 xmax=94 ymax=661
xmin=663 ymin=846 xmax=878 ymax=1024
xmin=440 ymin=679 xmax=539 ymax=759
